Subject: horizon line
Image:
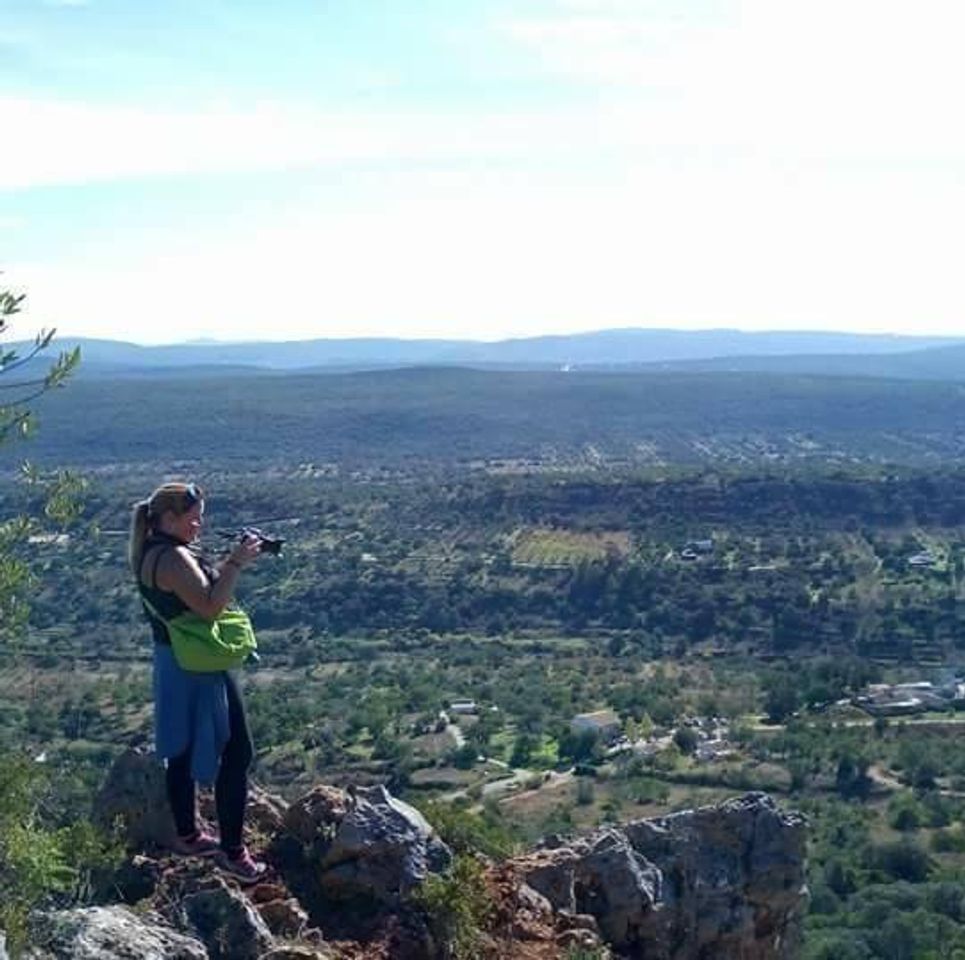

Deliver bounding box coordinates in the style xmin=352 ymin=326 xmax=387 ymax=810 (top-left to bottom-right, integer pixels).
xmin=31 ymin=326 xmax=965 ymax=349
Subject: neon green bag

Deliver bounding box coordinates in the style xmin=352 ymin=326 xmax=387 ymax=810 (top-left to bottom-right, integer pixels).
xmin=142 ymin=596 xmax=257 ymax=672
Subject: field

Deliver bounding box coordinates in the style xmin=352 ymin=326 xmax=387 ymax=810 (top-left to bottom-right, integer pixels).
xmin=511 ymin=527 xmax=632 ymax=567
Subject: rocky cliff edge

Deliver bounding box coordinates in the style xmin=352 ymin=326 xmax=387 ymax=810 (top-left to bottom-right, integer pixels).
xmin=11 ymin=748 xmax=807 ymax=960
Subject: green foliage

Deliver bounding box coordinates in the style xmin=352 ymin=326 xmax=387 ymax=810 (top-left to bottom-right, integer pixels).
xmin=0 ymin=286 xmax=80 ymax=446
xmin=0 ymin=753 xmax=123 ymax=956
xmin=19 ymin=364 xmax=965 ymax=468
xmin=1 ymin=286 xmax=83 ymax=646
xmin=419 ymin=801 xmax=519 ymax=860
xmin=763 ymin=674 xmax=801 ymax=725
xmin=672 ymin=726 xmax=699 ymax=755
xmin=413 ymin=854 xmax=493 ymax=960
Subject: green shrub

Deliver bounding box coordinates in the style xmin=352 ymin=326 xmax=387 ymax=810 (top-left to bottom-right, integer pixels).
xmin=413 ymin=854 xmax=492 ymax=960
xmin=0 ymin=753 xmax=122 ymax=956
xmin=419 ymin=801 xmax=518 ymax=859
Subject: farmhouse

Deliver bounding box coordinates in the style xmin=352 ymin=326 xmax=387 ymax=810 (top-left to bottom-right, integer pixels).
xmin=571 ymin=709 xmax=622 ymax=743
xmin=855 ymin=679 xmax=955 ymax=716
xmin=449 ymin=699 xmax=478 ymax=715
xmin=681 ymin=539 xmax=714 ymax=561
xmin=687 ymin=539 xmax=715 ymax=554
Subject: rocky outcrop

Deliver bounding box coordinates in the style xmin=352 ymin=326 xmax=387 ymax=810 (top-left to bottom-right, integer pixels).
xmin=94 ymin=748 xmax=287 ymax=853
xmin=33 ymin=750 xmax=805 ymax=960
xmin=25 ymin=906 xmax=208 ymax=959
xmin=513 ymin=792 xmax=807 ymax=959
xmin=283 ymin=783 xmax=454 ymax=895
xmin=92 ymin=747 xmax=180 ymax=850
xmin=181 ymin=878 xmax=274 ymax=960
xmin=314 ymin=784 xmax=452 ymax=902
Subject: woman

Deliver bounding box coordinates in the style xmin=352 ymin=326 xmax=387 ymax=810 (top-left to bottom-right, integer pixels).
xmin=129 ymin=481 xmax=266 ymax=882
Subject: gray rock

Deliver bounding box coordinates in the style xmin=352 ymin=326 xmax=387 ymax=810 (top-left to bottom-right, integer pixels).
xmin=27 ymin=906 xmax=208 ymax=960
xmin=96 ymin=747 xmax=282 ymax=858
xmin=517 ymin=830 xmax=660 ymax=947
xmin=317 ymin=785 xmax=452 ymax=902
xmin=625 ymin=792 xmax=808 ymax=959
xmin=257 ymin=949 xmax=334 ymax=960
xmin=0 ymin=930 xmax=8 ymax=960
xmin=255 ymin=897 xmax=310 ymax=939
xmin=182 ymin=877 xmax=274 ymax=960
xmin=281 ymin=785 xmax=350 ymax=846
xmin=515 ymin=846 xmax=581 ymax=913
xmin=93 ymin=748 xmax=180 ymax=851
xmin=514 ymin=792 xmax=806 ymax=960
xmin=575 ymin=831 xmax=662 ymax=946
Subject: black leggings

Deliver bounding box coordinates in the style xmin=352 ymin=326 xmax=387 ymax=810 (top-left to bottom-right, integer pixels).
xmin=165 ymin=671 xmax=253 ymax=854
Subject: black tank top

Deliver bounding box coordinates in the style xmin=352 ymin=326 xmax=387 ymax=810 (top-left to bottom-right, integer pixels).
xmin=138 ymin=532 xmax=219 ymax=645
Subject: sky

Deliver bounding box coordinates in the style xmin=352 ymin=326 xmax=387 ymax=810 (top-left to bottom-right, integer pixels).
xmin=2 ymin=0 xmax=964 ymax=345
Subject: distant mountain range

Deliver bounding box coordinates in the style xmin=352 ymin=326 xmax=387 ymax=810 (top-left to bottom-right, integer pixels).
xmin=7 ymin=328 xmax=965 ymax=380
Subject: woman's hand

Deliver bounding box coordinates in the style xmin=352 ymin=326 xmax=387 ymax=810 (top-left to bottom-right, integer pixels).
xmin=228 ymin=532 xmax=262 ymax=569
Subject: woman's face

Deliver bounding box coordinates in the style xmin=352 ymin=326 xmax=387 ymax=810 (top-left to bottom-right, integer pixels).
xmin=164 ymin=500 xmax=204 ymax=543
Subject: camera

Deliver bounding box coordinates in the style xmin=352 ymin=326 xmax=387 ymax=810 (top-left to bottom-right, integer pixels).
xmin=241 ymin=526 xmax=285 ymax=556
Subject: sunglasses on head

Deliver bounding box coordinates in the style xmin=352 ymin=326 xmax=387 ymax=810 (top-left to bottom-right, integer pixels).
xmin=182 ymin=483 xmax=202 ymax=509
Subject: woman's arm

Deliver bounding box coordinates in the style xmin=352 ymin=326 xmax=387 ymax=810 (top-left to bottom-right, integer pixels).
xmin=157 ymin=538 xmax=260 ymax=620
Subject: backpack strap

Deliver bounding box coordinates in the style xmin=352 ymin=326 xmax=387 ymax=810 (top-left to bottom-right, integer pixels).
xmin=149 ymin=544 xmax=166 ymax=589
xmin=140 ymin=541 xmax=170 ymax=590
xmin=140 ymin=592 xmax=168 ymax=626
xmin=138 ymin=541 xmax=174 ymax=629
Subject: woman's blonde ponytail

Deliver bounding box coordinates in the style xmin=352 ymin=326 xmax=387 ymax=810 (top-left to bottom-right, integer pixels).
xmin=128 ymin=500 xmax=151 ymax=575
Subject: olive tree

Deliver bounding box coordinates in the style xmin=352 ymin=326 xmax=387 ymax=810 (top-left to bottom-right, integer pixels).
xmin=0 ymin=282 xmax=82 ymax=643
xmin=0 ymin=284 xmax=117 ymax=957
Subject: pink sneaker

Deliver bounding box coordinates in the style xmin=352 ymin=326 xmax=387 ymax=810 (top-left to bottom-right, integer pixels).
xmin=216 ymin=847 xmax=268 ymax=885
xmin=171 ymin=830 xmax=221 ymax=858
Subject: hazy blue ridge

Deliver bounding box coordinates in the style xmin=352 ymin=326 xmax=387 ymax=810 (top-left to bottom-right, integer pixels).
xmin=6 ymin=329 xmax=964 ymax=377
xmin=624 ymin=342 xmax=965 ymax=380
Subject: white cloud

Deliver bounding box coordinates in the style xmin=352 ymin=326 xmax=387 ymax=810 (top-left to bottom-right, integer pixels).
xmin=5 ymin=0 xmax=965 ymax=192
xmin=500 ymin=0 xmax=965 ymax=159
xmin=0 ymin=96 xmax=612 ymax=189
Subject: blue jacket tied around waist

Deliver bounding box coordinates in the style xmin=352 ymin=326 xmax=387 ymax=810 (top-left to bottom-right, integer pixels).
xmin=153 ymin=644 xmax=230 ymax=785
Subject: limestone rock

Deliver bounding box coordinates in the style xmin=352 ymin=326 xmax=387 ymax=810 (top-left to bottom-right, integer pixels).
xmin=246 ymin=787 xmax=289 ymax=837
xmin=98 ymin=748 xmax=286 ymax=856
xmin=182 ymin=876 xmax=274 ymax=960
xmin=574 ymin=830 xmax=662 ymax=945
xmin=80 ymin=755 xmax=804 ymax=960
xmin=199 ymin=786 xmax=288 ymax=840
xmin=255 ymin=897 xmax=310 ymax=939
xmin=515 ymin=829 xmax=660 ymax=947
xmin=257 ymin=948 xmax=333 ymax=960
xmin=282 ymin=786 xmax=351 ymax=846
xmin=318 ymin=785 xmax=452 ymax=902
xmin=27 ymin=906 xmax=208 ymax=960
xmin=513 ymin=846 xmax=581 ymax=914
xmin=93 ymin=748 xmax=180 ymax=851
xmin=624 ymin=792 xmax=807 ymax=959
xmin=281 ymin=784 xmax=452 ymax=905
xmin=512 ymin=791 xmax=806 ymax=959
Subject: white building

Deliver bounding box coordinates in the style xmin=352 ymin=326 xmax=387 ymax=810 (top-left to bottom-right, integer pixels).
xmin=449 ymin=699 xmax=478 ymax=715
xmin=571 ymin=709 xmax=622 ymax=743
